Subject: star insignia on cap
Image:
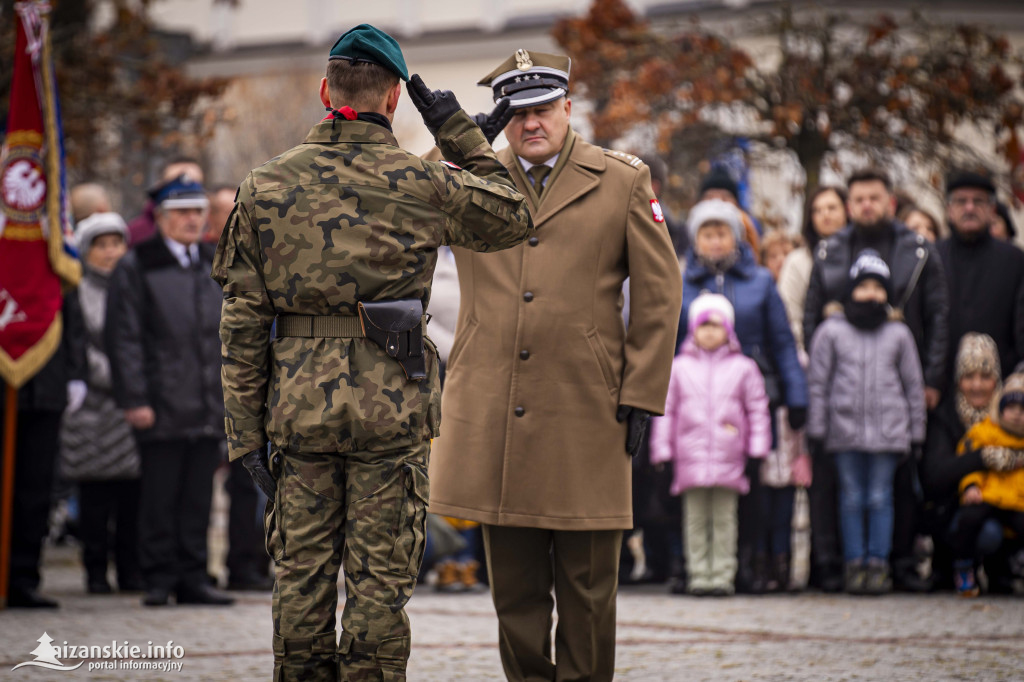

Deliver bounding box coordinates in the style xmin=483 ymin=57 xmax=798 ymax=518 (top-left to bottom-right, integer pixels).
xmin=514 ymin=76 xmax=522 ymax=83
xmin=533 ymin=74 xmax=541 ymax=80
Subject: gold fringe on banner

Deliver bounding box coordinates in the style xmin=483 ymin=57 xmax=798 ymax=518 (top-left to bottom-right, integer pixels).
xmin=0 ymin=314 xmax=63 ymax=389
xmin=40 ymin=9 xmax=81 ymax=290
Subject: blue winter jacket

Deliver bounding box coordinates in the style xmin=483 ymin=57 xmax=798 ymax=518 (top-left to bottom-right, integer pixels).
xmin=676 ymin=244 xmax=808 ymax=409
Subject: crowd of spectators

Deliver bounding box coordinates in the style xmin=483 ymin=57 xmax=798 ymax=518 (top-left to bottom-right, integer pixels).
xmin=4 ymin=158 xmax=1023 ymax=609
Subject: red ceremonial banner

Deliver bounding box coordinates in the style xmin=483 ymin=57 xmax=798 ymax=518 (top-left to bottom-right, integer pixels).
xmin=0 ymin=2 xmax=80 ymax=388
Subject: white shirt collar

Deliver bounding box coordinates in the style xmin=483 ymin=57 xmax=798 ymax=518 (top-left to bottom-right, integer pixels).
xmin=163 ymin=237 xmax=199 ymax=268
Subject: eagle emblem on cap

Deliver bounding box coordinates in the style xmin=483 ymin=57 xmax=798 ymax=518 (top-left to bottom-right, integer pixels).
xmin=515 ymin=49 xmax=533 ymax=71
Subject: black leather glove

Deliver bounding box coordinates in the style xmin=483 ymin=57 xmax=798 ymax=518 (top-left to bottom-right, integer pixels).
xmin=242 ymin=448 xmax=276 ymax=499
xmin=787 ymin=406 xmax=807 ymax=431
xmin=471 ymin=98 xmax=513 ymax=144
xmin=407 ymin=74 xmax=463 ymax=138
xmin=807 ymin=438 xmax=826 ymax=460
xmin=616 ymin=405 xmax=651 ymax=458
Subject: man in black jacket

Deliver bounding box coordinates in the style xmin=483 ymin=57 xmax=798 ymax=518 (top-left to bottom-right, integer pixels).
xmin=804 ymin=169 xmax=949 ymax=399
xmin=803 ymin=167 xmax=949 ymax=592
xmin=938 ymin=170 xmax=1024 ymax=382
xmin=106 ymin=175 xmax=232 ymax=607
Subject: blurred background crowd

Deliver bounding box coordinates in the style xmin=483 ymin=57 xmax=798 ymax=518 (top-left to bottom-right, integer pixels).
xmin=1 ymin=0 xmax=1023 ymax=608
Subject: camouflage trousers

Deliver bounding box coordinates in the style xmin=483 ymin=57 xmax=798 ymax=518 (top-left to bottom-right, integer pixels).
xmin=266 ymin=442 xmax=429 ymax=681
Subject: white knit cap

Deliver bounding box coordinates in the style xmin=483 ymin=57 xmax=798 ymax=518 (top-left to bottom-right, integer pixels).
xmin=75 ymin=212 xmax=128 ymax=253
xmin=686 ymin=198 xmax=743 ymax=244
xmin=688 ymin=292 xmax=735 ymax=332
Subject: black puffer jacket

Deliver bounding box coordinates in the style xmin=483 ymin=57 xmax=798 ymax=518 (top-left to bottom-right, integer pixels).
xmin=803 ymin=221 xmax=949 ymax=392
xmin=105 ymin=236 xmax=223 ymax=442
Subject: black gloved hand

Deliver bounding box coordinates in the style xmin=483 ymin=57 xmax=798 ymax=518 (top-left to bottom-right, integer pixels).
xmin=616 ymin=405 xmax=651 ymax=458
xmin=471 ymin=98 xmax=513 ymax=144
xmin=787 ymin=406 xmax=807 ymax=431
xmin=407 ymin=73 xmax=463 ymax=138
xmin=243 ymin=447 xmax=276 ymax=499
xmin=807 ymin=438 xmax=826 ymax=460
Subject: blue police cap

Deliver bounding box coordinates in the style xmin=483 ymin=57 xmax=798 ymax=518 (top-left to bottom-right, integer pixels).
xmin=150 ymin=174 xmax=208 ymax=210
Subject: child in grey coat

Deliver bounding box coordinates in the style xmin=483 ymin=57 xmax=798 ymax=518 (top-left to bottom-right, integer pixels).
xmin=806 ymin=250 xmax=927 ymax=595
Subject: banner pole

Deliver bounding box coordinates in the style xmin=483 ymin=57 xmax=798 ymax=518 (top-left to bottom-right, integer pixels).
xmin=0 ymin=384 xmax=18 ymax=609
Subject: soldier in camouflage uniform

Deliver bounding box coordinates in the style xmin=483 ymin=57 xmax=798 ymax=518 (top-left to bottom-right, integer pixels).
xmin=212 ymin=24 xmax=532 ymax=681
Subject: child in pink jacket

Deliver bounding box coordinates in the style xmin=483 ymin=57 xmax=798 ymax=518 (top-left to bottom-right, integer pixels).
xmin=651 ymin=293 xmax=772 ymax=595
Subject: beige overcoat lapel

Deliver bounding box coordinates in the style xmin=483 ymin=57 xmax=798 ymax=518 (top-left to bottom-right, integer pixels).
xmin=504 ymin=130 xmax=606 ymax=227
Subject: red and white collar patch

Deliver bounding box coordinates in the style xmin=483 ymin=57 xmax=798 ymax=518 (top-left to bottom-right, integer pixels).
xmin=650 ymin=199 xmax=665 ymax=223
xmin=441 ymin=161 xmax=462 ymax=171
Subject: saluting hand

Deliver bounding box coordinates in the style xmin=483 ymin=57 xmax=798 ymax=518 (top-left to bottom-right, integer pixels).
xmin=407 ymin=74 xmax=462 ymax=138
xmin=471 ymin=98 xmax=513 ymax=144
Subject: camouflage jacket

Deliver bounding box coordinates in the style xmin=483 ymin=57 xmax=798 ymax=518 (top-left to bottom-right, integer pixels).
xmin=213 ymin=111 xmax=532 ymax=460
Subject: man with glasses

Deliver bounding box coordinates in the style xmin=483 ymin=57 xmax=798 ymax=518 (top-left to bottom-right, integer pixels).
xmin=938 ymin=170 xmax=1024 ymax=380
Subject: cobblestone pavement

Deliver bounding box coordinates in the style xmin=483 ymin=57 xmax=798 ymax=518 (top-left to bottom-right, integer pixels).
xmin=1 ymin=544 xmax=1022 ymax=681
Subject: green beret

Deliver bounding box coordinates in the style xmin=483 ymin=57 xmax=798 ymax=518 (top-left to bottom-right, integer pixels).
xmin=329 ymin=24 xmax=409 ymax=82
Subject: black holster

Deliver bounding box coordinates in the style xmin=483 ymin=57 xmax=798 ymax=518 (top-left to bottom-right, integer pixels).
xmin=357 ymin=298 xmax=426 ymax=381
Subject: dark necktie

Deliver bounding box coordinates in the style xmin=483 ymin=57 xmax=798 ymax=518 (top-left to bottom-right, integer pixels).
xmin=528 ymin=165 xmax=551 ymax=197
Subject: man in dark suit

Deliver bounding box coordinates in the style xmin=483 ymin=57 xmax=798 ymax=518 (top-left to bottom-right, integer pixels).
xmin=106 ymin=175 xmax=232 ymax=607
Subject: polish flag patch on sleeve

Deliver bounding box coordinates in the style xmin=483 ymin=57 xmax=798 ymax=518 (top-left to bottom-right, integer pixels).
xmin=441 ymin=161 xmax=462 ymax=170
xmin=650 ymin=199 xmax=665 ymax=223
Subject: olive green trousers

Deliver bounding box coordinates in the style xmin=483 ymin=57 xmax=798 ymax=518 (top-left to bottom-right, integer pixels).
xmin=482 ymin=525 xmax=623 ymax=682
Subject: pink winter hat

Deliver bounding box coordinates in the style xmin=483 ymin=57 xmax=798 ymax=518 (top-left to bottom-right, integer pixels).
xmin=688 ymin=293 xmax=735 ymax=333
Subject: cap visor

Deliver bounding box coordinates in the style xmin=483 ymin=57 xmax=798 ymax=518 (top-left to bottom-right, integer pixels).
xmin=506 ymin=87 xmax=566 ymax=109
xmin=161 ymin=197 xmax=210 ymax=210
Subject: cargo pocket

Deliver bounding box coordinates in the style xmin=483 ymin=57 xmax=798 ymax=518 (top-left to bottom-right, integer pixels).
xmin=377 ymin=636 xmax=410 ymax=680
xmin=469 ymin=186 xmax=513 ymax=221
xmin=388 ymin=464 xmax=429 ymax=577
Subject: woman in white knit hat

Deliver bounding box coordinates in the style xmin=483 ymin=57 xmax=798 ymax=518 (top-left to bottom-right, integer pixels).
xmin=60 ymin=212 xmax=142 ymax=594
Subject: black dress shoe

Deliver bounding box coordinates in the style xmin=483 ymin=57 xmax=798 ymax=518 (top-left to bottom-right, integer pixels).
xmin=176 ymin=583 xmax=235 ymax=606
xmin=142 ymin=587 xmax=171 ymax=606
xmin=87 ymin=579 xmax=113 ymax=595
xmin=8 ymin=589 xmax=59 ymax=608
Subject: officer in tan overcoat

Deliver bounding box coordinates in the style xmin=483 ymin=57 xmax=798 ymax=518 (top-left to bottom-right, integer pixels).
xmin=429 ymin=50 xmax=682 ymax=681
